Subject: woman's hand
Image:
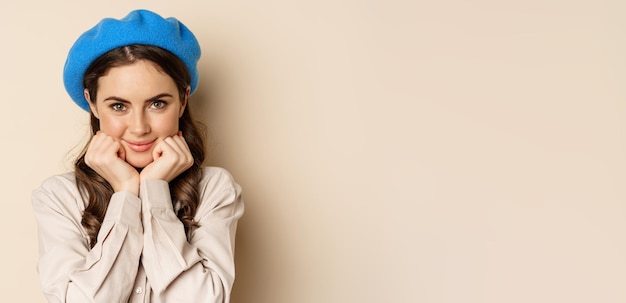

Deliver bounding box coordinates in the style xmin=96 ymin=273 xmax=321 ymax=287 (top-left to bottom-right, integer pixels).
xmin=85 ymin=131 xmax=140 ymax=195
xmin=140 ymin=132 xmax=193 ymax=182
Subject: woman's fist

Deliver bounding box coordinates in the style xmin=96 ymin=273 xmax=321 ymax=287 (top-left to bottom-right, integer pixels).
xmin=85 ymin=131 xmax=140 ymax=195
xmin=140 ymin=132 xmax=193 ymax=182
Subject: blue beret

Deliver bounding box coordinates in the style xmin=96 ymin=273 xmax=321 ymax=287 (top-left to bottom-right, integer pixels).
xmin=63 ymin=9 xmax=201 ymax=111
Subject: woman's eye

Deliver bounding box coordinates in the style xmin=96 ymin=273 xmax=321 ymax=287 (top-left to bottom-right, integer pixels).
xmin=151 ymin=100 xmax=167 ymax=109
xmin=111 ymin=103 xmax=126 ymax=111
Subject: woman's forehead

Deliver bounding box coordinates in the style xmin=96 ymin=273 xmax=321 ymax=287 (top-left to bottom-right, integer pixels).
xmin=96 ymin=61 xmax=178 ymax=101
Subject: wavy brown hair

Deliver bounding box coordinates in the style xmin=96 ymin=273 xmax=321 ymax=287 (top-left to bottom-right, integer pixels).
xmin=75 ymin=45 xmax=205 ymax=248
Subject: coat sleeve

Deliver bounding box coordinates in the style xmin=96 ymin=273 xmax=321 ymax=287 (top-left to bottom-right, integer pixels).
xmin=32 ymin=176 xmax=143 ymax=303
xmin=139 ymin=168 xmax=244 ymax=303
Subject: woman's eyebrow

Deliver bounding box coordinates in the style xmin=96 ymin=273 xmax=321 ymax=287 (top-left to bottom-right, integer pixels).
xmin=145 ymin=93 xmax=174 ymax=102
xmin=102 ymin=93 xmax=174 ymax=103
xmin=103 ymin=96 xmax=130 ymax=103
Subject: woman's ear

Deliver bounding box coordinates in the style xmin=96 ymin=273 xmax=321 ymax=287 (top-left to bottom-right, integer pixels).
xmin=84 ymin=89 xmax=100 ymax=119
xmin=179 ymin=86 xmax=190 ymax=118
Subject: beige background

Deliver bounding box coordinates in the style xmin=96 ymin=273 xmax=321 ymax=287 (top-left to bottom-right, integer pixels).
xmin=1 ymin=0 xmax=626 ymax=302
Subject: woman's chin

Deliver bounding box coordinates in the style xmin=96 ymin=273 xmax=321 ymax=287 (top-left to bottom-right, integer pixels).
xmin=126 ymin=156 xmax=154 ymax=169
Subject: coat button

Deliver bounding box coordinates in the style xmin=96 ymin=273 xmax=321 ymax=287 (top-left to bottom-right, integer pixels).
xmin=135 ymin=287 xmax=143 ymax=294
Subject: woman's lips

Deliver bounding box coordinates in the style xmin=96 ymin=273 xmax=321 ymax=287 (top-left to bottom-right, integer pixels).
xmin=124 ymin=139 xmax=156 ymax=153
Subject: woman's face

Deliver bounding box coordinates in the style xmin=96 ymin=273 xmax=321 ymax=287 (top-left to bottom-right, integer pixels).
xmin=87 ymin=59 xmax=187 ymax=168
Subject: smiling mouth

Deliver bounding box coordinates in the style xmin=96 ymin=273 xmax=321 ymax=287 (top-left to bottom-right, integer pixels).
xmin=124 ymin=139 xmax=156 ymax=152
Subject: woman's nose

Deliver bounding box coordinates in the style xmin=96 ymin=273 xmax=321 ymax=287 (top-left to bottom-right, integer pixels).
xmin=129 ymin=112 xmax=150 ymax=135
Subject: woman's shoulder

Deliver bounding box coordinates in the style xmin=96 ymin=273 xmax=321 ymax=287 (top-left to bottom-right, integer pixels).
xmin=32 ymin=172 xmax=86 ymax=215
xmin=35 ymin=172 xmax=78 ymax=193
xmin=196 ymin=167 xmax=243 ymax=217
xmin=199 ymin=166 xmax=240 ymax=191
xmin=198 ymin=166 xmax=242 ymax=201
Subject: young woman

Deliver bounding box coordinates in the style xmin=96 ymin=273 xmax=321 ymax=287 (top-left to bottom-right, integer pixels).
xmin=32 ymin=9 xmax=244 ymax=302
